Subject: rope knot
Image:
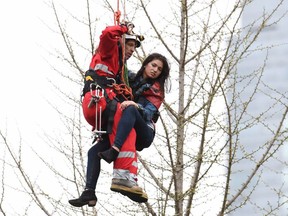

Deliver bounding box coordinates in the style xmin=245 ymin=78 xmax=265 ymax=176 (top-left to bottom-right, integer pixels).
xmin=114 ymin=10 xmax=121 ymax=25
xmin=112 ymin=83 xmax=133 ymax=101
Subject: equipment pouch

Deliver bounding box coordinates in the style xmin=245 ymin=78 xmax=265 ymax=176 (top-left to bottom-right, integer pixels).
xmin=82 ymin=69 xmax=97 ymax=96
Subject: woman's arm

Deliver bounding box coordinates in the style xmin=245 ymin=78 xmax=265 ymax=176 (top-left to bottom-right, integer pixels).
xmin=120 ymin=98 xmax=158 ymax=122
xmin=136 ymin=100 xmax=158 ymax=122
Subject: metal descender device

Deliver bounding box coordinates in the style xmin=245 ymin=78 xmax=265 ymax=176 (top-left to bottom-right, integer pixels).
xmin=88 ymin=83 xmax=106 ymax=140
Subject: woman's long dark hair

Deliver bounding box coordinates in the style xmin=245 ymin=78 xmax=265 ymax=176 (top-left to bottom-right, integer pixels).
xmin=135 ymin=53 xmax=170 ymax=95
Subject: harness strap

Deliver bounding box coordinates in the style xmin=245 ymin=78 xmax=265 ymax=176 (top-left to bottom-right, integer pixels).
xmin=82 ymin=70 xmax=116 ymax=96
xmin=104 ymin=98 xmax=118 ymax=134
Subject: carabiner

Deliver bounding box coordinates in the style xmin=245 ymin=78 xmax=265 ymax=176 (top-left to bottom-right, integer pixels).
xmin=106 ymin=77 xmax=116 ymax=87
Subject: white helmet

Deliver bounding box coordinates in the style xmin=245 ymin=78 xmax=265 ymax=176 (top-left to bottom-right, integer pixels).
xmin=124 ymin=34 xmax=141 ymax=48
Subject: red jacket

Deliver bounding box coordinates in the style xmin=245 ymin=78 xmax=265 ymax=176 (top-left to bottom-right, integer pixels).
xmin=89 ymin=25 xmax=128 ymax=77
xmin=143 ymin=81 xmax=164 ymax=109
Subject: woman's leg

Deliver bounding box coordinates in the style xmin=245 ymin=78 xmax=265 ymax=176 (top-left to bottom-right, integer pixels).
xmin=114 ymin=106 xmax=155 ymax=149
xmin=69 ymin=135 xmax=110 ymax=207
xmin=134 ymin=124 xmax=154 ymax=151
xmin=115 ymin=106 xmax=154 ymax=151
xmin=86 ymin=135 xmax=110 ymax=190
xmin=99 ymin=106 xmax=146 ymax=162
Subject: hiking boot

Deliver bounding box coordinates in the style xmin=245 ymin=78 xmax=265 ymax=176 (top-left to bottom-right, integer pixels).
xmin=68 ymin=189 xmax=97 ymax=207
xmin=98 ymin=147 xmax=119 ymax=163
xmin=110 ymin=178 xmax=148 ymax=203
xmin=122 ymin=190 xmax=148 ymax=203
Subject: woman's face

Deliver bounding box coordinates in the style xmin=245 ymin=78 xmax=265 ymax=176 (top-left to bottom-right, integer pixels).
xmin=143 ymin=59 xmax=163 ymax=79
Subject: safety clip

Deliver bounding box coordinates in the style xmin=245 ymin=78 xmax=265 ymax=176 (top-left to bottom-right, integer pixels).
xmin=106 ymin=77 xmax=116 ymax=87
xmin=88 ymin=83 xmax=104 ymax=108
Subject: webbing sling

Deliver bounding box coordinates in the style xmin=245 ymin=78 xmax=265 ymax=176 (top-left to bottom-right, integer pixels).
xmin=104 ymin=98 xmax=118 ymax=134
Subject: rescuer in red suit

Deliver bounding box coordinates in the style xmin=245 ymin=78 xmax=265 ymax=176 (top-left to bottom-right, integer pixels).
xmin=69 ymin=22 xmax=143 ymax=207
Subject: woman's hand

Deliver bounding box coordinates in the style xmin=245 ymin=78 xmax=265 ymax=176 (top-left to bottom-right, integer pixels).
xmin=120 ymin=101 xmax=139 ymax=110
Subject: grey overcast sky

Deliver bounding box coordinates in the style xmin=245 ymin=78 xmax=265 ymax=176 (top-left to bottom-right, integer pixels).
xmin=0 ymin=0 xmax=68 ymax=140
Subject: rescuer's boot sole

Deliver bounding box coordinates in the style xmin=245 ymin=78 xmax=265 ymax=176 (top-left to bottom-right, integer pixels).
xmin=68 ymin=189 xmax=97 ymax=207
xmin=120 ymin=190 xmax=148 ymax=203
xmin=110 ymin=179 xmax=143 ymax=195
xmin=110 ymin=178 xmax=148 ymax=203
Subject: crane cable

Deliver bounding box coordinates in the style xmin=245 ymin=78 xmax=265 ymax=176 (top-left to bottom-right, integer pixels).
xmin=112 ymin=0 xmax=133 ymax=100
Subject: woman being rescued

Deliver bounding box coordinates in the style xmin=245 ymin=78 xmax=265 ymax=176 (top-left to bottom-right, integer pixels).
xmin=100 ymin=53 xmax=170 ymax=203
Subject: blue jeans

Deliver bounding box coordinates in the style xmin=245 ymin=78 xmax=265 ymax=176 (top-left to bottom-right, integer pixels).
xmin=85 ymin=106 xmax=155 ymax=190
xmin=114 ymin=105 xmax=155 ymax=151
xmin=85 ymin=135 xmax=110 ymax=190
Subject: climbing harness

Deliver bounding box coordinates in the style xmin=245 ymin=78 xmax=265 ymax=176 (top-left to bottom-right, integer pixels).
xmin=85 ymin=0 xmax=145 ymax=140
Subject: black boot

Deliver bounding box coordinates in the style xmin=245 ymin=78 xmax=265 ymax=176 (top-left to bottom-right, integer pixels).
xmin=69 ymin=189 xmax=97 ymax=207
xmin=98 ymin=147 xmax=119 ymax=163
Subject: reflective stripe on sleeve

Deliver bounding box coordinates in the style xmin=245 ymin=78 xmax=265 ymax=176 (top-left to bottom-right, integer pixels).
xmin=94 ymin=64 xmax=114 ymax=76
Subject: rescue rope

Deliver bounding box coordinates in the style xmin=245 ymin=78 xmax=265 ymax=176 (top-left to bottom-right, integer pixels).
xmin=114 ymin=10 xmax=121 ymax=25
xmin=113 ymin=0 xmax=134 ymax=100
xmin=112 ymin=83 xmax=133 ymax=101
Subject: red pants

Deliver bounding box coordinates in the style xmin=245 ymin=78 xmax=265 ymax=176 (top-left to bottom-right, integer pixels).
xmin=109 ymin=103 xmax=138 ymax=177
xmin=82 ymin=90 xmax=138 ymax=179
